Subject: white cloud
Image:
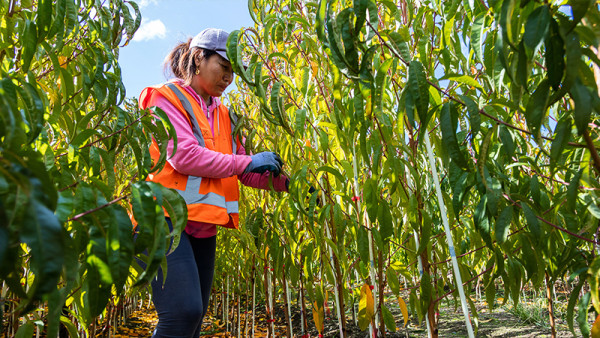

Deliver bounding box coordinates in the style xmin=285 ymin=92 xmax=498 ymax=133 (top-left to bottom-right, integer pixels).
xmin=137 ymin=0 xmax=158 ymax=8
xmin=132 ymin=19 xmax=166 ymax=42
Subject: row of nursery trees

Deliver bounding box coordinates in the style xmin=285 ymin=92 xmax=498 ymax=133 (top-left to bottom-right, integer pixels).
xmin=0 ymin=0 xmax=599 ymax=337
xmin=224 ymin=0 xmax=600 ymax=336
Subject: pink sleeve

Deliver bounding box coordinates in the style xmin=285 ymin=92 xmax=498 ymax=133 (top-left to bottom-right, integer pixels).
xmin=236 ymin=140 xmax=289 ymax=192
xmin=149 ymin=94 xmax=252 ymax=178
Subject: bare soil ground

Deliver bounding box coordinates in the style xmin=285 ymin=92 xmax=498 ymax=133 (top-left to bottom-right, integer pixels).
xmin=116 ymin=300 xmax=579 ymax=337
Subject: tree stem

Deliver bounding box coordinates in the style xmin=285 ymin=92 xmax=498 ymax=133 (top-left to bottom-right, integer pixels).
xmin=545 ymin=273 xmax=557 ymax=338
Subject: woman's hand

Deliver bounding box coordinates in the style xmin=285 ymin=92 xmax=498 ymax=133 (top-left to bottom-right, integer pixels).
xmin=244 ymin=152 xmax=283 ymax=176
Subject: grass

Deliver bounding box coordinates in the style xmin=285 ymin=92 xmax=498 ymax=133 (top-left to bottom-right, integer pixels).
xmin=506 ymin=300 xmax=549 ymax=327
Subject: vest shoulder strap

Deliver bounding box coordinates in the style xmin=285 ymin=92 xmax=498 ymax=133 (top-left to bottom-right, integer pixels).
xmin=162 ymin=83 xmax=207 ymax=148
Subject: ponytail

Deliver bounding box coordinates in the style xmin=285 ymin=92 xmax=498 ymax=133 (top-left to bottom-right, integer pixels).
xmin=163 ymin=39 xmax=217 ymax=86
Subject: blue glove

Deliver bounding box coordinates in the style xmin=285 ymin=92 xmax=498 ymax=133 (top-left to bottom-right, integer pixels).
xmin=244 ymin=152 xmax=283 ymax=176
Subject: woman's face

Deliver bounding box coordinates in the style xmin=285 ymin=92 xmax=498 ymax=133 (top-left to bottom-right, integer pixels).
xmin=193 ymin=53 xmax=233 ymax=101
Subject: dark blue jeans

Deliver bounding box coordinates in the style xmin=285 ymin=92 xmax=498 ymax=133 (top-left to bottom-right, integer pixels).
xmin=149 ymin=220 xmax=217 ymax=338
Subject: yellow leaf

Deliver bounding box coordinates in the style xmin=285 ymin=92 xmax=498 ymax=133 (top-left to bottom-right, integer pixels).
xmin=358 ymin=284 xmax=375 ymax=331
xmin=310 ymin=61 xmax=318 ymax=77
xmin=58 ymin=56 xmax=68 ymax=69
xmin=312 ymin=301 xmax=324 ymax=334
xmin=398 ymin=296 xmax=409 ymax=328
xmin=592 ymin=314 xmax=600 ymax=338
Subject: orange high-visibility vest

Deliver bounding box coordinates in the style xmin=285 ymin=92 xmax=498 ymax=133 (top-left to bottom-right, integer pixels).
xmin=139 ymin=82 xmax=241 ymax=229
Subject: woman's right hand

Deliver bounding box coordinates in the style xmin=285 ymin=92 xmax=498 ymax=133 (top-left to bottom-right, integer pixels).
xmin=244 ymin=152 xmax=283 ymax=176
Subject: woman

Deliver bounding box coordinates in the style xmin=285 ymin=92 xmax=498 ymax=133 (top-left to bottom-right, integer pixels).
xmin=138 ymin=28 xmax=289 ymax=337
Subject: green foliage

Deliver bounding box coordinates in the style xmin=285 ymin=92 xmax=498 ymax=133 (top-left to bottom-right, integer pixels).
xmin=0 ymin=0 xmax=186 ymax=334
xmin=225 ymin=0 xmax=600 ymax=335
xmin=3 ymin=0 xmax=600 ymax=335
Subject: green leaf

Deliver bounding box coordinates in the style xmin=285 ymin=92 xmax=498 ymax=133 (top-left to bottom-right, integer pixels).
xmin=452 ymin=171 xmax=470 ymax=213
xmin=550 ymin=116 xmax=572 ymax=172
xmin=36 ymin=0 xmax=53 ymax=38
xmin=353 ymin=0 xmax=368 ymax=33
xmin=440 ymin=102 xmax=468 ymax=169
xmin=507 ymin=257 xmax=522 ymax=305
xmin=364 ymin=178 xmax=379 ymax=223
xmin=156 ymin=185 xmax=187 ymax=254
xmin=420 ymin=272 xmax=432 ymax=306
xmin=326 ymin=2 xmax=349 ymax=71
xmin=577 ymin=292 xmax=592 ymax=337
xmin=16 ymin=80 xmax=44 ymax=142
xmin=386 ymin=268 xmax=400 ymax=296
xmin=316 ymin=165 xmax=345 ymax=184
xmin=530 ymin=175 xmax=541 ymax=205
xmin=338 ymin=8 xmax=359 ymax=74
xmin=21 ymin=197 xmax=64 ymax=296
xmin=523 ymin=5 xmax=550 ymax=58
xmin=568 ymin=275 xmax=586 ymax=335
xmin=500 ymin=0 xmax=517 ymax=46
xmin=475 ymin=197 xmax=492 ymax=248
xmin=107 ymin=205 xmax=134 ymax=292
xmin=525 ymin=79 xmax=550 ymax=139
xmin=48 ymin=0 xmax=66 ymax=41
xmin=570 ymin=79 xmax=594 ymax=135
xmin=416 ymin=214 xmax=431 ymax=256
xmin=471 ymin=13 xmax=486 ymax=62
xmin=570 ymin=0 xmax=595 ymax=29
xmin=386 ymin=31 xmax=411 ymax=62
xmin=357 ymin=226 xmax=370 ymax=265
xmin=295 ymin=108 xmax=307 ymax=136
xmin=21 ymin=20 xmax=38 ymax=74
xmin=377 ymin=201 xmax=394 ymax=244
xmin=485 ymin=273 xmax=496 ymax=312
xmin=408 ymin=61 xmax=430 ymax=127
xmin=382 ymin=304 xmax=397 ymax=332
xmin=515 ymin=41 xmax=530 ymax=88
xmin=495 ymin=205 xmax=513 ymax=244
xmin=567 ymin=169 xmax=583 ymax=213
xmin=520 ymin=202 xmax=541 ymax=240
xmin=589 ymin=257 xmax=600 ymax=313
xmin=460 ymin=95 xmax=481 ymax=136
xmin=45 ymin=288 xmax=63 ymax=337
xmin=15 ymin=321 xmax=35 ymax=338
xmin=226 ymin=30 xmax=253 ymax=85
xmin=545 ymin=19 xmax=565 ymax=91
xmin=59 ymin=316 xmax=79 ymax=338
xmin=374 ymin=59 xmax=393 ymax=112
xmin=443 ymin=74 xmax=483 ymax=90
xmin=499 ymin=126 xmax=515 ymax=158
xmin=315 ymin=0 xmax=327 ymax=42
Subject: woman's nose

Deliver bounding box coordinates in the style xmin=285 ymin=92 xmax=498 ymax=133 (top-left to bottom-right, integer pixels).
xmin=224 ymin=71 xmax=233 ymax=84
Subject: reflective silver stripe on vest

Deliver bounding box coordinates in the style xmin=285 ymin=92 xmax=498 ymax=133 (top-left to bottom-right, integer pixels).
xmin=177 ymin=176 xmax=239 ymax=213
xmin=165 ymin=83 xmax=205 ymax=147
xmin=226 ymin=201 xmax=239 ymax=214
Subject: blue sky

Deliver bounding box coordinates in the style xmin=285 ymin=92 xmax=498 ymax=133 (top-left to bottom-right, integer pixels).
xmin=119 ymin=0 xmax=254 ymax=100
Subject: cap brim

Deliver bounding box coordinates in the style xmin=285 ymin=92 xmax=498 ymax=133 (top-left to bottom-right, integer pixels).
xmin=216 ymin=50 xmax=229 ymax=62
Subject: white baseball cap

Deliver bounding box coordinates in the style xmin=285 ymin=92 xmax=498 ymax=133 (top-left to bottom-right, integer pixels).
xmin=190 ymin=28 xmax=229 ymax=61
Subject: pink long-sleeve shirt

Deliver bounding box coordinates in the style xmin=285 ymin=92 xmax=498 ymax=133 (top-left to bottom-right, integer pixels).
xmin=146 ymin=80 xmax=288 ymax=238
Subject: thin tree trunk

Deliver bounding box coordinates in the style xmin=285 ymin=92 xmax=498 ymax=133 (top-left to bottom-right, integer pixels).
xmin=546 ymin=272 xmax=557 ymax=338
xmin=283 ymin=267 xmax=292 ymax=337
xmin=378 ymin=250 xmax=386 ymax=337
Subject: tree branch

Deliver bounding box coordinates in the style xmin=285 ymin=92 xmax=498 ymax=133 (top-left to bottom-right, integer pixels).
xmin=68 ymin=193 xmax=130 ymax=223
